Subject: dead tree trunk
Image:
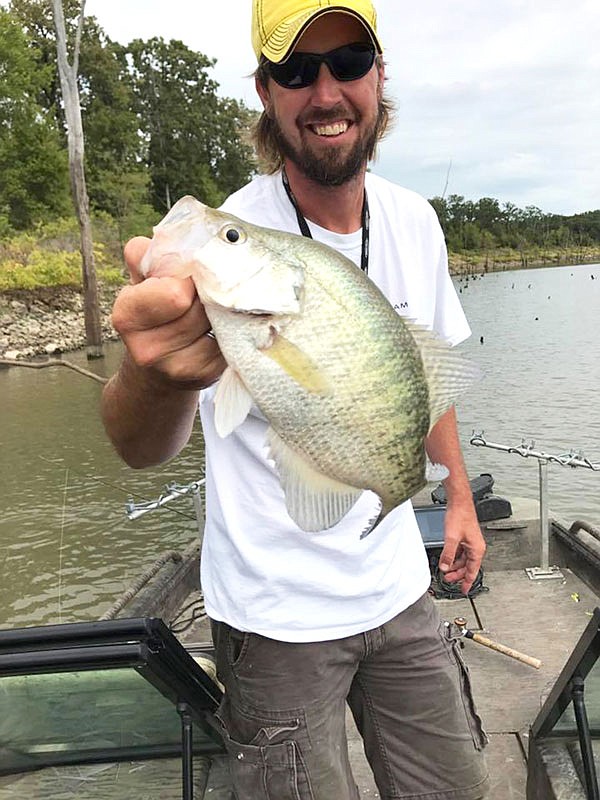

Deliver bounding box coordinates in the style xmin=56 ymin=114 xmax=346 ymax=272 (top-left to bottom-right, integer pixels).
xmin=52 ymin=0 xmax=103 ymax=359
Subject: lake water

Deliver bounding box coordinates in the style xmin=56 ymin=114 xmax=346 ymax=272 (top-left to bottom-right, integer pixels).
xmin=0 ymin=262 xmax=599 ymax=628
xmin=455 ymin=262 xmax=600 ymax=525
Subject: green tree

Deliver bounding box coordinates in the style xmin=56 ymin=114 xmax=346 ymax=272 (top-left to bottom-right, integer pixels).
xmin=429 ymin=196 xmax=449 ymax=232
xmin=77 ymin=26 xmax=152 ymax=237
xmin=565 ymin=210 xmax=600 ymax=246
xmin=8 ymin=0 xmax=84 ymax=125
xmin=128 ymin=37 xmax=256 ymax=212
xmin=211 ymin=96 xmax=259 ymax=199
xmin=0 ymin=7 xmax=69 ymax=228
xmin=473 ymin=197 xmax=502 ymax=234
xmin=6 ymin=3 xmax=257 ymax=231
xmin=9 ymin=0 xmax=147 ymax=231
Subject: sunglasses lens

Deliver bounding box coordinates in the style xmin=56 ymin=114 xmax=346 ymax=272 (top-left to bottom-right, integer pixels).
xmin=329 ymin=43 xmax=376 ymax=82
xmin=268 ymin=43 xmax=375 ymax=89
xmin=268 ymin=54 xmax=319 ymax=89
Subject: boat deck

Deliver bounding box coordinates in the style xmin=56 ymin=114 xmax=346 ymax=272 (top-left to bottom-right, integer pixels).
xmin=174 ymin=565 xmax=598 ymax=799
xmin=1 ymin=496 xmax=598 ymax=799
xmin=170 ymin=493 xmax=600 ymax=798
xmin=442 ymin=567 xmax=597 ymax=800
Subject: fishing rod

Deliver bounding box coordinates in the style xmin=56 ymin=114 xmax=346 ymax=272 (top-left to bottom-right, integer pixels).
xmin=451 ymin=617 xmax=542 ymax=670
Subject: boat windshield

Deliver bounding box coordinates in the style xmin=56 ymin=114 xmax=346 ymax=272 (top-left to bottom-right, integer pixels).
xmin=0 ymin=618 xmax=224 ymax=781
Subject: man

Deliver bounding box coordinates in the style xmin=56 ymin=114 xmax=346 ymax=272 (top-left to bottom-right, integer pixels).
xmin=102 ymin=1 xmax=489 ymax=798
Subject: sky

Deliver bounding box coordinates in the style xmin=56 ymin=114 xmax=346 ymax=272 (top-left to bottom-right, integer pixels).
xmin=23 ymin=1 xmax=600 ymax=215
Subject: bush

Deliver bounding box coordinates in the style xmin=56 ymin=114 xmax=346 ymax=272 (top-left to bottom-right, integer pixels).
xmin=0 ymin=220 xmax=127 ymax=290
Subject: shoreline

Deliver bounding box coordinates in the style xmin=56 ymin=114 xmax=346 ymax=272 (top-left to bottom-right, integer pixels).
xmin=1 ymin=255 xmax=598 ymax=360
xmin=0 ymin=284 xmax=120 ymax=360
xmin=449 ymin=250 xmax=600 ymax=275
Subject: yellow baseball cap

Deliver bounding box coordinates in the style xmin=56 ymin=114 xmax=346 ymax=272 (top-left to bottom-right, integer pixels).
xmin=252 ymin=0 xmax=383 ymax=64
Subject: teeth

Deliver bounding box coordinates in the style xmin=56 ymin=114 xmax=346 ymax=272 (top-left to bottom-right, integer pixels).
xmin=312 ymin=122 xmax=349 ymax=136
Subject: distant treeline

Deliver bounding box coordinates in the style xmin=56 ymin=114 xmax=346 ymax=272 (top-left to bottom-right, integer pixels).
xmin=429 ymin=196 xmax=600 ymax=253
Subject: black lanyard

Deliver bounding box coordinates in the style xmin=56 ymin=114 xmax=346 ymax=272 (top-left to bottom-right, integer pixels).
xmin=281 ymin=170 xmax=370 ymax=275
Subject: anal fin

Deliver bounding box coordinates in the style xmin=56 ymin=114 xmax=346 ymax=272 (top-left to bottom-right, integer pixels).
xmin=266 ymin=428 xmax=363 ymax=532
xmin=425 ymin=459 xmax=449 ymax=482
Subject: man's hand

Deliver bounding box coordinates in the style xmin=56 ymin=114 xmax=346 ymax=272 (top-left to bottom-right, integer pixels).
xmin=112 ymin=236 xmax=226 ymax=389
xmin=425 ymin=407 xmax=487 ymax=596
xmin=101 ymin=236 xmax=227 ymax=468
xmin=438 ymin=500 xmax=486 ymax=595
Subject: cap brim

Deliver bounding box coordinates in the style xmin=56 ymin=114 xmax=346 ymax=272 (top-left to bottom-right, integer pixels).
xmin=261 ymin=8 xmax=383 ymax=64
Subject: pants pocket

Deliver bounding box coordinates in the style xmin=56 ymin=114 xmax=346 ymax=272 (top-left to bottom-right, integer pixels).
xmin=441 ymin=621 xmax=489 ymax=751
xmin=215 ymin=704 xmax=315 ymax=800
xmin=211 ymin=620 xmax=251 ymax=672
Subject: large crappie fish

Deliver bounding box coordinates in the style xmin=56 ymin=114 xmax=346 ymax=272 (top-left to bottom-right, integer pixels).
xmin=141 ymin=196 xmax=479 ymax=532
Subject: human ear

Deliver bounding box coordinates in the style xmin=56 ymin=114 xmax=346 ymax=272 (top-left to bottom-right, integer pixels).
xmin=255 ymin=74 xmax=272 ymax=114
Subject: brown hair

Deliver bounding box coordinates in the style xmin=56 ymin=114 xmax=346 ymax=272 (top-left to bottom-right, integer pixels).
xmin=251 ymin=56 xmax=395 ymax=174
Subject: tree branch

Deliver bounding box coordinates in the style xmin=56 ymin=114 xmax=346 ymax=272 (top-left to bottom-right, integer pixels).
xmin=0 ymin=358 xmax=107 ymax=384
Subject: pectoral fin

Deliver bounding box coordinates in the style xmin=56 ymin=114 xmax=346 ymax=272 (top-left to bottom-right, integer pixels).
xmin=213 ymin=366 xmax=254 ymax=437
xmin=262 ymin=334 xmax=330 ymax=395
xmin=266 ymin=428 xmax=362 ymax=531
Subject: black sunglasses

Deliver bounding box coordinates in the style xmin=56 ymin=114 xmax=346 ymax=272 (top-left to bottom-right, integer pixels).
xmin=266 ymin=42 xmax=376 ymax=90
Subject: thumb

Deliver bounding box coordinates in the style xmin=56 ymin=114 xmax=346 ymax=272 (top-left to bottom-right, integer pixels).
xmin=123 ymin=236 xmax=151 ymax=285
xmin=439 ymin=538 xmax=458 ymax=573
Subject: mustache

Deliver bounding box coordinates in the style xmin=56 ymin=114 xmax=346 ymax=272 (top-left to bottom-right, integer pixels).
xmin=298 ymin=105 xmax=358 ymax=127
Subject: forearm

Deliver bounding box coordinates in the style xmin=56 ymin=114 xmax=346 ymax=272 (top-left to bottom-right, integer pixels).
xmin=426 ymin=406 xmax=486 ymax=590
xmin=101 ymin=352 xmax=200 ymax=468
xmin=425 ymin=406 xmax=473 ymax=508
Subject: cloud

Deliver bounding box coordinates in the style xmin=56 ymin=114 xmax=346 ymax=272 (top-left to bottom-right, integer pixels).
xmin=5 ymin=0 xmax=597 ymax=214
xmin=369 ymin=0 xmax=600 ymax=212
xmin=372 ymin=1 xmax=600 ymax=214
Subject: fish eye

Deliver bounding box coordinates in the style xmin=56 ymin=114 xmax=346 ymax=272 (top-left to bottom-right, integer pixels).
xmin=220 ymin=225 xmax=246 ymax=244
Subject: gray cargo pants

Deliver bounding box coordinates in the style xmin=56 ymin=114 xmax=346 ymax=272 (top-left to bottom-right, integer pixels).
xmin=211 ymin=591 xmax=489 ymax=799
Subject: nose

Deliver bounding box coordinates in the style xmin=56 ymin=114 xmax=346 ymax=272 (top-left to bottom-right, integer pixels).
xmin=309 ymin=62 xmax=344 ymax=105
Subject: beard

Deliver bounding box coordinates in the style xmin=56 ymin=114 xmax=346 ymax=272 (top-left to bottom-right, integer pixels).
xmin=271 ymin=105 xmax=381 ymax=187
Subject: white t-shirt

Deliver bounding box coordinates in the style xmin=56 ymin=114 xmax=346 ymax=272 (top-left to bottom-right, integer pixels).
xmin=199 ymin=171 xmax=470 ymax=642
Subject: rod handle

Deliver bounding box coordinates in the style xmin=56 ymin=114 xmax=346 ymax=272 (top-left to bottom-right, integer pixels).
xmin=467 ymin=631 xmax=542 ymax=669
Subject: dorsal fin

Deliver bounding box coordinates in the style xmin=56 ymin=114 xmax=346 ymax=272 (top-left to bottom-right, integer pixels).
xmin=402 ymin=319 xmax=481 ymax=432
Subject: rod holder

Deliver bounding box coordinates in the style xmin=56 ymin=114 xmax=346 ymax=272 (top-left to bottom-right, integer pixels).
xmin=468 ymin=433 xmax=589 ymax=580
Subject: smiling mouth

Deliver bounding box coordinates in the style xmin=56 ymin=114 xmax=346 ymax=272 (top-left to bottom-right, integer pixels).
xmin=309 ymin=121 xmax=350 ymax=137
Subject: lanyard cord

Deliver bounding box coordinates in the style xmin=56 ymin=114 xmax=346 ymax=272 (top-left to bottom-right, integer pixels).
xmin=281 ymin=169 xmax=370 ymax=275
